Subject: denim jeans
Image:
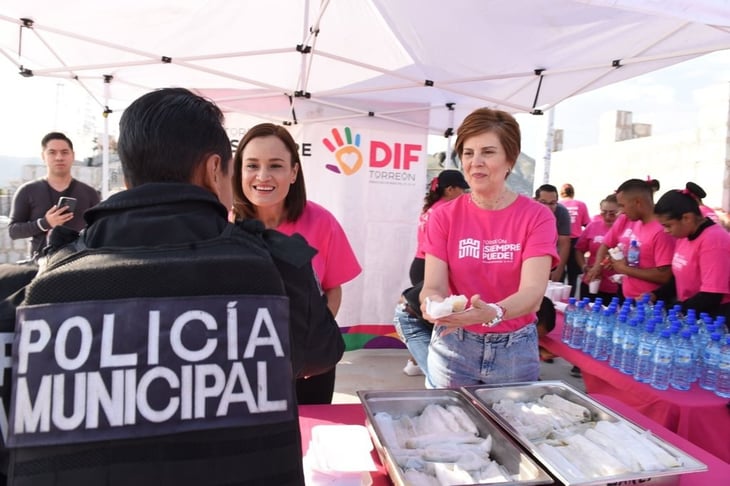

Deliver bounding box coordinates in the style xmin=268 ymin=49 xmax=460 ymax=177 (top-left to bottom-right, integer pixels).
xmin=393 ymin=303 xmax=432 ymax=376
xmin=426 ymin=323 xmax=539 ymax=388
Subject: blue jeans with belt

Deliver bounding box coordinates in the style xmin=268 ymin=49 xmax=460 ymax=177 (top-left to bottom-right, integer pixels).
xmin=426 ymin=323 xmax=539 ymax=388
xmin=393 ymin=303 xmax=433 ymax=376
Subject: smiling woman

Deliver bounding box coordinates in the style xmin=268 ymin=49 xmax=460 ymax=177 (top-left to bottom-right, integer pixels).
xmin=230 ymin=123 xmax=362 ymax=405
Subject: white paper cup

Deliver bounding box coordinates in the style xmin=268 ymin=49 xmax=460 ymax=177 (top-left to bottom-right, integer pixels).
xmin=561 ymin=285 xmax=572 ymax=301
xmin=608 ymin=247 xmax=624 ymax=260
xmin=589 ymin=279 xmax=601 ymax=294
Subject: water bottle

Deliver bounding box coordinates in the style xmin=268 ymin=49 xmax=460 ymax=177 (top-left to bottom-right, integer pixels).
xmin=670 ymin=330 xmax=695 ymax=391
xmin=609 ymin=312 xmax=629 ymax=368
xmin=715 ymin=316 xmax=727 ymax=335
xmin=715 ymin=336 xmax=730 ymax=398
xmin=582 ymin=304 xmax=602 ymax=356
xmin=699 ymin=332 xmax=723 ymax=391
xmin=627 ymin=239 xmax=640 ymax=267
xmin=619 ymin=318 xmax=641 ymax=375
xmin=568 ymin=301 xmax=588 ymax=349
xmin=650 ymin=330 xmax=674 ymax=390
xmin=634 ymin=322 xmax=658 ymax=383
xmin=561 ymin=297 xmax=577 ymax=344
xmin=594 ymin=307 xmax=615 ymax=361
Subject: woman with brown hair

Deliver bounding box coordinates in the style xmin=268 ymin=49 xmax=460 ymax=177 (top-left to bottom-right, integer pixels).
xmin=231 ymin=123 xmax=361 ymax=404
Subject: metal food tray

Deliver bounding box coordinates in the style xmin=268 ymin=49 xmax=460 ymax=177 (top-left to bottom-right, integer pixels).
xmin=357 ymin=388 xmax=554 ymax=486
xmin=461 ymin=381 xmax=708 ymax=486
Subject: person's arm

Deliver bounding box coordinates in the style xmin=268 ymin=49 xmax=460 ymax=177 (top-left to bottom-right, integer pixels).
xmin=585 ymin=243 xmax=609 ymax=281
xmin=419 ymin=253 xmax=450 ymax=319
xmin=422 ymin=255 xmax=552 ymax=329
xmin=551 ymin=235 xmax=570 ymax=281
xmin=7 ymin=186 xmax=45 ymax=240
xmin=611 ymin=260 xmax=673 ymax=285
xmin=651 ymin=274 xmax=677 ymax=303
xmin=324 ymin=285 xmax=342 ymax=316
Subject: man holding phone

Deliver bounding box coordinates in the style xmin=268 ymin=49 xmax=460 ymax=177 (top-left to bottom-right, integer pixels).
xmin=8 ymin=132 xmax=101 ymax=259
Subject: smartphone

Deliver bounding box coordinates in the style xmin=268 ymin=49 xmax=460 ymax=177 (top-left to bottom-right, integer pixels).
xmin=57 ymin=196 xmax=77 ymax=213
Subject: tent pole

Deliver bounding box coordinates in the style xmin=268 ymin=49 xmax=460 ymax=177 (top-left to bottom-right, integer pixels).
xmin=102 ymin=75 xmax=111 ymax=199
xmin=542 ymin=107 xmax=555 ymax=184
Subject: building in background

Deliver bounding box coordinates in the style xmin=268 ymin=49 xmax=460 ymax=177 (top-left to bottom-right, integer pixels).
xmin=548 ymin=82 xmax=730 ymax=214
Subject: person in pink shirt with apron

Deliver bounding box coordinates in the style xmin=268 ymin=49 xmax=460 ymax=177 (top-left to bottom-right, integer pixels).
xmin=420 ymin=108 xmax=559 ymax=388
xmin=231 ymin=123 xmax=362 ymax=404
xmin=651 ymin=182 xmax=730 ymax=320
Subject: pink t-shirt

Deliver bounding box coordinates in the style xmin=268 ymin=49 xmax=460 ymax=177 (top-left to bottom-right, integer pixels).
xmin=672 ymin=223 xmax=730 ymax=304
xmin=277 ymin=201 xmax=361 ymax=290
xmin=561 ymin=199 xmax=591 ymax=238
xmin=602 ymin=214 xmax=675 ymax=298
xmin=575 ymin=220 xmax=618 ymax=294
xmin=423 ymin=194 xmax=559 ymax=333
xmin=415 ymin=199 xmax=448 ymax=259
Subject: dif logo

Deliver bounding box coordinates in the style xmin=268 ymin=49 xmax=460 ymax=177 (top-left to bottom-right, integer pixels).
xmin=322 ymin=127 xmax=421 ymax=175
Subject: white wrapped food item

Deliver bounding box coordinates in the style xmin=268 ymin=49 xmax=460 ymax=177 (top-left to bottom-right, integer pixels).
xmin=563 ymin=433 xmax=631 ymax=476
xmin=584 ymin=428 xmax=642 ymax=472
xmin=536 ymin=442 xmax=585 ymax=482
xmin=405 ymin=431 xmax=482 ymax=449
xmin=539 ymin=394 xmax=591 ymax=422
xmin=425 ymin=295 xmax=468 ymax=318
xmin=445 ymin=404 xmax=480 ymax=436
xmin=473 ymin=460 xmax=511 ymax=483
xmin=404 ymin=468 xmax=441 ymax=486
xmin=433 ymin=462 xmax=475 ymax=485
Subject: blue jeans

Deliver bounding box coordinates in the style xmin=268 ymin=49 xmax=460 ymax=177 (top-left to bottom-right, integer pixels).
xmin=426 ymin=323 xmax=539 ymax=388
xmin=393 ymin=304 xmax=432 ymax=376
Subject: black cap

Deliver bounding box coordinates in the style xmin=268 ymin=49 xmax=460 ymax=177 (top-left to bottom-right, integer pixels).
xmin=437 ymin=169 xmax=469 ymax=190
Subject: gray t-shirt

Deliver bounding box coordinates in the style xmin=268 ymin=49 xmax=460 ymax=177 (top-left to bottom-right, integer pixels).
xmin=555 ymin=203 xmax=572 ymax=236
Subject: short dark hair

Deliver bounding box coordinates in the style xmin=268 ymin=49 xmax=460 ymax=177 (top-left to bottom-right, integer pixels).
xmin=535 ymin=184 xmax=558 ymax=198
xmin=231 ymin=123 xmax=307 ymax=223
xmin=41 ymin=132 xmax=73 ymax=151
xmin=654 ymin=182 xmax=705 ymax=219
xmin=117 ymin=88 xmax=232 ymax=187
xmin=560 ymin=183 xmax=574 ymax=198
xmin=536 ymin=296 xmax=556 ymax=333
xmin=616 ymin=178 xmax=654 ymax=199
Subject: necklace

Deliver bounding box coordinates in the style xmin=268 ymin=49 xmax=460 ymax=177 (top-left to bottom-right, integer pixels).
xmin=470 ymin=188 xmax=510 ymax=210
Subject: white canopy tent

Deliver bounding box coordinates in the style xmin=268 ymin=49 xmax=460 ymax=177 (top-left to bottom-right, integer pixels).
xmin=1 ymin=0 xmax=729 ymax=329
xmin=1 ymin=0 xmax=729 ymax=148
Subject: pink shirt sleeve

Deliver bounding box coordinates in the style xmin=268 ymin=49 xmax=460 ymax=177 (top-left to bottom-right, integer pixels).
xmin=277 ymin=202 xmax=362 ymax=290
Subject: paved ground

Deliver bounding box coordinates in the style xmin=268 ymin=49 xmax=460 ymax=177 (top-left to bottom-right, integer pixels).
xmin=332 ymin=348 xmax=584 ymax=404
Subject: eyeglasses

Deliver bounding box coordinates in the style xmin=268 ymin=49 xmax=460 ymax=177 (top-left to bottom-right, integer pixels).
xmin=538 ymin=200 xmax=558 ymax=207
xmin=600 ymin=210 xmax=618 ymax=216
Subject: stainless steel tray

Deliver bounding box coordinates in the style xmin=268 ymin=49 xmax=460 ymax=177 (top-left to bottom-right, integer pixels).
xmin=357 ymin=388 xmax=554 ymax=486
xmin=461 ymin=381 xmax=707 ymax=486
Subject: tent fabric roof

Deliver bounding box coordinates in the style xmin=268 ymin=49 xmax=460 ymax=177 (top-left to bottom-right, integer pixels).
xmin=1 ymin=0 xmax=729 ymax=134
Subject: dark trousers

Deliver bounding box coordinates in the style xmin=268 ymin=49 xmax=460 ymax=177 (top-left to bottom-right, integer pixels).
xmin=296 ymin=367 xmax=336 ymax=404
xmin=566 ymin=237 xmax=582 ymax=296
